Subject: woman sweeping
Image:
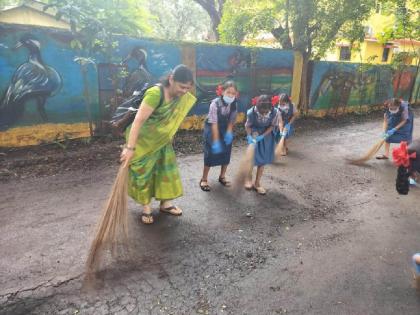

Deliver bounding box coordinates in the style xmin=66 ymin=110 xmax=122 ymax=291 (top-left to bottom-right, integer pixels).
xmin=120 ymin=65 xmax=196 ymax=224
xmin=200 ymin=81 xmax=238 ymax=191
xmin=376 ymin=98 xmax=414 ymax=160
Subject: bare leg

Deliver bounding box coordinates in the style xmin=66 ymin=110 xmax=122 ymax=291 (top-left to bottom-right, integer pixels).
xmin=384 ymin=142 xmax=390 ymax=157
xmin=202 ymin=165 xmax=211 ymax=182
xmin=254 ymin=166 xmax=266 ymax=195
xmin=220 ymin=165 xmax=228 ymax=178
xmin=255 ymin=166 xmax=264 ymax=188
xmin=245 ymin=168 xmax=253 ymax=189
xmin=219 ymin=165 xmax=231 ymax=186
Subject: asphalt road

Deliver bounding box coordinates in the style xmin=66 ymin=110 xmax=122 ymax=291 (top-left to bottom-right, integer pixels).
xmin=1 ymin=112 xmax=420 ymax=315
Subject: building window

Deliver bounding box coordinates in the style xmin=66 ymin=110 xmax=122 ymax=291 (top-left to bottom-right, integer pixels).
xmin=339 ymin=46 xmax=351 ymax=61
xmin=382 ymin=47 xmax=390 ymax=62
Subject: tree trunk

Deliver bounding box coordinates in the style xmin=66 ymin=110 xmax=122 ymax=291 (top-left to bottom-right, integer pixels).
xmin=193 ymin=0 xmax=222 ymax=41
xmin=211 ymin=22 xmax=220 ymax=41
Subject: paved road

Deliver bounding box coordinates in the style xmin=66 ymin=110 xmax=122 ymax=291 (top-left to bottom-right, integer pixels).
xmin=1 ymin=112 xmax=420 ymax=315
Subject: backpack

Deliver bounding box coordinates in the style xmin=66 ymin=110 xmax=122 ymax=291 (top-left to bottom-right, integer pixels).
xmin=109 ymin=83 xmax=164 ymax=136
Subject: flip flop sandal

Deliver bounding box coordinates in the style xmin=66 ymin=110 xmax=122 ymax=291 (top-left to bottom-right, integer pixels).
xmin=218 ymin=177 xmax=231 ymax=187
xmin=141 ymin=212 xmax=154 ymax=224
xmin=199 ymin=179 xmax=211 ymax=192
xmin=160 ymin=205 xmax=183 ymax=216
xmin=254 ymin=186 xmax=266 ymax=195
xmin=376 ymin=154 xmax=389 ymax=160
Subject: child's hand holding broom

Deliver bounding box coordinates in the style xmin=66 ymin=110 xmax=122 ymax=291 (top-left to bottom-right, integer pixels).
xmin=346 ymin=130 xmax=395 ymax=165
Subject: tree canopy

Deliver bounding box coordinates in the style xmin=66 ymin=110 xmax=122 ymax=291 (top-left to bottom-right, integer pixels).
xmin=219 ymin=0 xmax=376 ymax=59
xmin=147 ymin=0 xmax=212 ymax=41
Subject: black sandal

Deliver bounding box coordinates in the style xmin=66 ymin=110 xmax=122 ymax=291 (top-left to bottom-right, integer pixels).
xmin=218 ymin=176 xmax=231 ymax=187
xmin=199 ymin=179 xmax=211 ymax=192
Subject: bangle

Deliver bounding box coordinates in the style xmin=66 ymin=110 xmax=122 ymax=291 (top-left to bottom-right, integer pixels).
xmin=124 ymin=145 xmax=135 ymax=151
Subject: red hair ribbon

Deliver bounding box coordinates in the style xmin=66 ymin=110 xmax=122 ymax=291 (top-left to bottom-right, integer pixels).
xmin=251 ymin=96 xmax=258 ymax=106
xmin=271 ymin=95 xmax=279 ymax=106
xmin=216 ymin=84 xmax=223 ymax=96
xmin=392 ymin=141 xmax=417 ymax=168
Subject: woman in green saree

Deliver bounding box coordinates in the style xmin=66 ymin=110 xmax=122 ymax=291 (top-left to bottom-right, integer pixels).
xmin=120 ymin=65 xmax=196 ymax=224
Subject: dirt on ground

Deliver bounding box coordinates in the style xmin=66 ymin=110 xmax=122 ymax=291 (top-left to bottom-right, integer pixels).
xmin=0 ymin=110 xmax=385 ymax=182
xmin=1 ymin=108 xmax=420 ymax=315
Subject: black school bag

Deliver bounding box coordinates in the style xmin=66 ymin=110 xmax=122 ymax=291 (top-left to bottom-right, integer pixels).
xmin=110 ymin=83 xmax=164 ymax=136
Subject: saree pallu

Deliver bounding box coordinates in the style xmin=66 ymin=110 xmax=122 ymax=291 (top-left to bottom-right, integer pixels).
xmin=126 ymin=91 xmax=196 ymax=205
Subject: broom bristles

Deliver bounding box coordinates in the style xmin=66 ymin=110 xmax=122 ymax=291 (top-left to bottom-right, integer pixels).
xmin=85 ymin=165 xmax=129 ymax=276
xmin=274 ymin=136 xmax=286 ymax=162
xmin=234 ymin=144 xmax=255 ymax=192
xmin=347 ymin=139 xmax=385 ymax=165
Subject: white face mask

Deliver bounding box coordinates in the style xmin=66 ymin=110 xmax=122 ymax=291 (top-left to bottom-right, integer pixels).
xmin=389 ymin=108 xmax=399 ymax=114
xmin=223 ymin=95 xmax=235 ymax=104
xmin=279 ymin=103 xmax=289 ymax=111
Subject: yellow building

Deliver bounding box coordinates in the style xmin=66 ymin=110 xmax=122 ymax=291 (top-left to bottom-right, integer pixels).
xmin=325 ymin=10 xmax=420 ymax=66
xmin=0 ymin=0 xmax=70 ymax=30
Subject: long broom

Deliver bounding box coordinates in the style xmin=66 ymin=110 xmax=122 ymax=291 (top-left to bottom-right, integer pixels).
xmin=234 ymin=143 xmax=255 ymax=192
xmin=85 ymin=164 xmax=129 ymax=280
xmin=274 ymin=133 xmax=286 ymax=162
xmin=347 ymin=139 xmax=385 ymax=165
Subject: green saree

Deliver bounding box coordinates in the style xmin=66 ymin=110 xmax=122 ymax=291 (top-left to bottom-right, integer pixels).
xmin=125 ymin=86 xmax=196 ymax=205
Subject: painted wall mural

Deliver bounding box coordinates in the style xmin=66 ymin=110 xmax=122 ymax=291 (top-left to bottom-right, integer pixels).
xmin=0 ymin=34 xmax=62 ymax=130
xmin=1 ymin=23 xmax=418 ymax=147
xmin=309 ymin=61 xmax=419 ymax=115
xmin=97 ymin=37 xmax=182 ymax=124
xmin=194 ymin=46 xmax=294 ymax=116
xmin=0 ymin=24 xmax=98 ymax=146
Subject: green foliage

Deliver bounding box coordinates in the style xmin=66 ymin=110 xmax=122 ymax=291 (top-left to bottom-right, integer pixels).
xmin=377 ymin=0 xmax=419 ymax=66
xmin=147 ymin=0 xmax=212 ymax=41
xmin=219 ymin=0 xmax=376 ymax=59
xmin=0 ymin=0 xmax=19 ymax=9
xmin=44 ymin=0 xmax=151 ymax=62
xmin=377 ymin=0 xmax=419 ymax=43
xmin=219 ymin=2 xmax=277 ymax=44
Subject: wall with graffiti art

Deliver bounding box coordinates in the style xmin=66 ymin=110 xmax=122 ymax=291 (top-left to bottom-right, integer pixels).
xmin=0 ymin=23 xmax=295 ymax=146
xmin=308 ymin=61 xmax=419 ymax=116
xmin=190 ymin=45 xmax=294 ymax=128
xmin=0 ymin=24 xmax=99 ymax=146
